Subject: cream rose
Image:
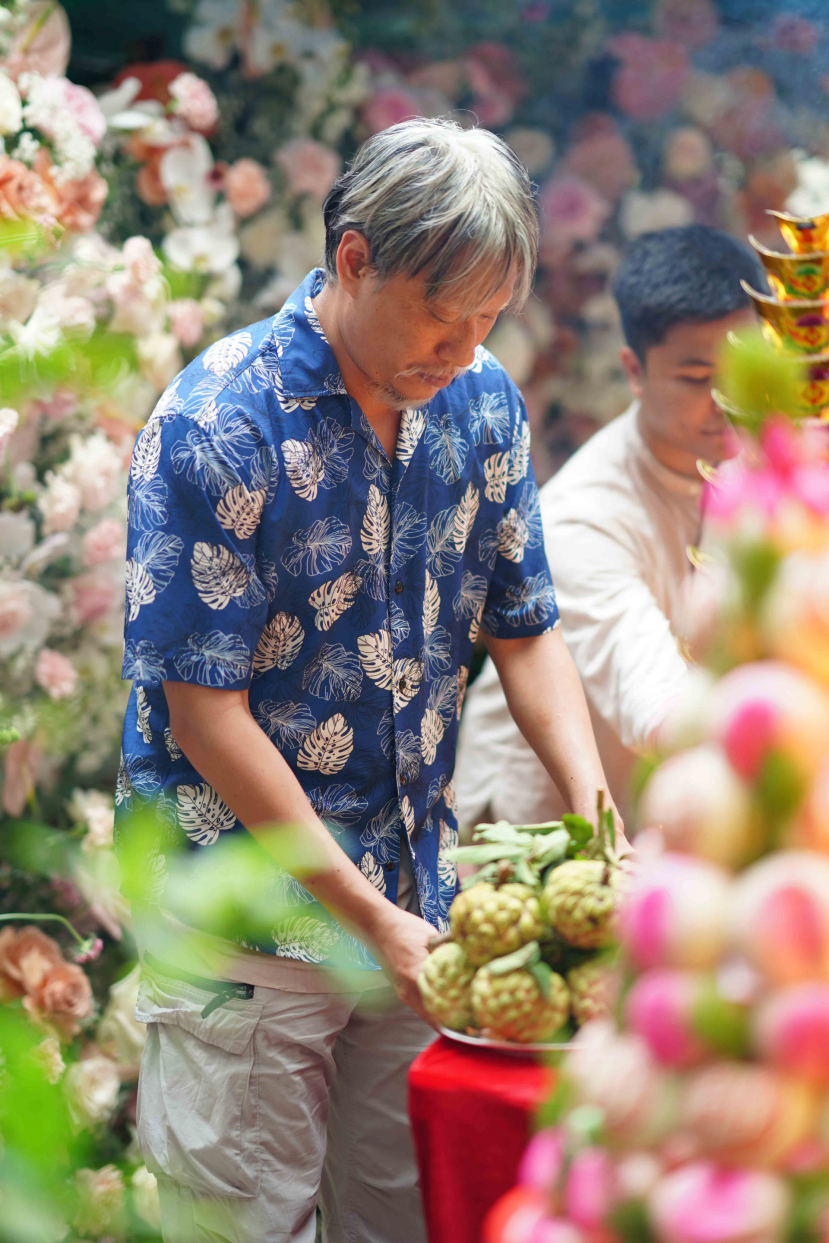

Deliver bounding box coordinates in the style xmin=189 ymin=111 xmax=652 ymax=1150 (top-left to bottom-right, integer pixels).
xmin=64 ymin=1054 xmax=121 ymax=1128
xmin=97 ymin=965 xmax=146 ymax=1069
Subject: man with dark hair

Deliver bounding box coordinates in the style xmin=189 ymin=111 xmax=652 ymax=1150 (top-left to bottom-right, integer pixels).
xmin=456 ymin=224 xmax=762 ymax=832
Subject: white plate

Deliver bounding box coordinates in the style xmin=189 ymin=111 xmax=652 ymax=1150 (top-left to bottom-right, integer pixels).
xmin=438 ymin=1026 xmax=575 ymax=1055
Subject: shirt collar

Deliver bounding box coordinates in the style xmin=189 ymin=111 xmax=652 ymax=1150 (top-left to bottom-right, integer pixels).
xmin=272 ymin=268 xmax=346 ymax=400
xmin=628 ymin=401 xmax=704 ymax=501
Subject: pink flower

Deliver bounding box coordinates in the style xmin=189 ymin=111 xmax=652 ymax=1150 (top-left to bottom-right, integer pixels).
xmin=619 ymin=854 xmax=731 ymax=971
xmin=755 ymin=983 xmax=829 ymax=1085
xmin=731 ymin=852 xmax=829 ymax=985
xmin=655 ymin=0 xmax=718 ymax=49
xmin=648 ymin=1163 xmax=790 ymax=1243
xmin=518 ymin=1128 xmax=564 ymax=1193
xmin=563 ymin=1147 xmax=614 ymax=1230
xmin=275 ymin=138 xmax=341 ymax=201
xmin=360 ymin=86 xmax=420 ymax=135
xmin=609 ymin=35 xmax=690 ymax=122
xmin=538 ymin=173 xmax=610 ymax=257
xmin=225 ymin=157 xmax=271 ymax=217
xmin=2 ymin=3 xmax=71 ymax=81
xmin=1 ymin=739 xmax=42 ymax=816
xmin=69 ymin=573 xmax=116 ymax=625
xmin=35 ymin=648 xmax=77 ymax=700
xmin=663 ymin=127 xmax=713 ymax=183
xmin=0 ymin=582 xmax=34 ymax=640
xmin=169 ymin=298 xmax=204 ymax=348
xmin=169 ymin=72 xmax=218 ymax=132
xmin=465 ymin=42 xmax=526 ymax=127
xmin=122 ymin=235 xmax=162 ymax=285
xmin=562 ymin=117 xmax=638 ymax=204
xmin=625 ymin=969 xmax=706 ymax=1067
xmin=33 ymin=390 xmax=78 ymax=421
xmin=770 ymin=15 xmax=817 ymax=55
xmin=74 ymin=1165 xmax=125 ymax=1236
xmin=82 ymin=518 xmax=125 ymax=567
xmin=61 ymin=80 xmax=107 ymax=146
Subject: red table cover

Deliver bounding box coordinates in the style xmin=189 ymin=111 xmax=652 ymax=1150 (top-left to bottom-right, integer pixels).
xmin=408 ymin=1036 xmax=555 ymax=1243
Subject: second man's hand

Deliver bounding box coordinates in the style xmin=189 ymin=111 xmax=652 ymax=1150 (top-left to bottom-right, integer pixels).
xmin=366 ymin=903 xmax=437 ymax=1026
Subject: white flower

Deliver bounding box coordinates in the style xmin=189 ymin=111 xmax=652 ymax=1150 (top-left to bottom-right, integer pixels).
xmin=0 ymin=510 xmax=35 ymax=560
xmin=0 ymin=270 xmax=38 ymax=325
xmin=72 ymin=848 xmax=128 ymax=941
xmin=11 ymin=130 xmax=41 ymax=165
xmin=122 ymin=234 xmax=162 ymax=285
xmin=163 ymin=201 xmax=240 ymax=274
xmin=64 ymin=1054 xmax=121 ymax=1128
xmin=68 ymin=788 xmax=115 ymax=852
xmin=131 ymin=1167 xmax=160 ymax=1231
xmin=0 ymin=71 xmax=22 ymax=135
xmin=9 ymin=305 xmax=62 ymax=358
xmin=61 ymin=433 xmax=123 ymax=512
xmin=37 ymin=287 xmax=96 ymax=338
xmin=40 ymin=470 xmax=82 ymax=534
xmin=786 ymin=151 xmax=829 ymax=219
xmin=74 ymin=1165 xmax=125 ymax=1236
xmin=137 ymin=332 xmax=183 ymax=390
xmin=97 ymin=965 xmax=146 ymax=1068
xmin=0 ymin=406 xmax=18 ymax=456
xmin=184 ymin=0 xmax=241 ymax=71
xmin=619 ymin=188 xmax=694 ymax=239
xmin=34 ymin=1035 xmax=65 ymax=1085
xmin=160 ymin=133 xmax=216 ymax=225
xmin=0 ymin=580 xmax=60 ymax=659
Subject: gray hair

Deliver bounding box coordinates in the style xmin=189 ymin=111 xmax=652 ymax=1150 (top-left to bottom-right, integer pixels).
xmin=322 ymin=116 xmax=538 ymax=313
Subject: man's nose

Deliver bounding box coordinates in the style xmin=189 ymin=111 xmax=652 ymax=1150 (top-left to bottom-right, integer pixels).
xmin=438 ymin=320 xmax=479 ymax=369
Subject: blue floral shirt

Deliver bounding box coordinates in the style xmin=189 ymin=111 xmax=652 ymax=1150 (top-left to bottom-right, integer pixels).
xmin=115 ymin=268 xmax=558 ymax=969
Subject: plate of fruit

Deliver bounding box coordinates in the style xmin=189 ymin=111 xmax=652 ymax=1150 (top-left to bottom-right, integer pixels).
xmin=418 ymin=801 xmax=626 ymax=1049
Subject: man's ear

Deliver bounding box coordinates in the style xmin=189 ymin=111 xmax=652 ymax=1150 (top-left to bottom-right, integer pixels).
xmin=336 ymin=230 xmax=372 ymax=296
xmin=620 ymin=345 xmax=646 ymax=400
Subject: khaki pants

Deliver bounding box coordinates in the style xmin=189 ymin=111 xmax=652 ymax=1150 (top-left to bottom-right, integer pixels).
xmin=135 ymin=965 xmax=435 ymax=1243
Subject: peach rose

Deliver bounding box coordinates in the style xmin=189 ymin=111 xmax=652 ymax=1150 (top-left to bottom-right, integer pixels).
xmin=0 ymin=924 xmax=63 ymax=994
xmin=74 ymin=1165 xmax=125 ymax=1237
xmin=24 ymin=960 xmax=93 ymax=1041
xmin=82 ymin=518 xmax=125 ymax=567
xmin=65 ymin=1054 xmax=121 ymax=1128
xmin=34 ymin=647 xmax=78 ymax=700
xmin=0 ymin=155 xmax=56 ymax=223
xmin=0 ymin=928 xmax=25 ymax=1000
xmin=1 ymin=738 xmax=42 ymax=816
xmin=275 ymin=138 xmax=341 ymax=201
xmin=225 ymin=158 xmax=270 ymax=218
xmin=35 ymin=151 xmax=107 ymax=233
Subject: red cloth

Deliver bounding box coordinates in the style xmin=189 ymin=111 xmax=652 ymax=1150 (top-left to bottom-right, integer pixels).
xmin=408 ymin=1037 xmax=555 ymax=1243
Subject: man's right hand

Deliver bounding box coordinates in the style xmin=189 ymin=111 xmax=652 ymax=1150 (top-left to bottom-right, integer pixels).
xmin=366 ymin=904 xmax=437 ymax=1026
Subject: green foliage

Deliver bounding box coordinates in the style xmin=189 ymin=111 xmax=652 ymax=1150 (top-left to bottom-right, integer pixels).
xmin=715 ymin=327 xmax=807 ymax=432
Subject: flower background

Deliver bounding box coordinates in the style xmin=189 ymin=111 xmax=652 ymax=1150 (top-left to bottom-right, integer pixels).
xmin=2 ymin=0 xmax=829 ymax=1237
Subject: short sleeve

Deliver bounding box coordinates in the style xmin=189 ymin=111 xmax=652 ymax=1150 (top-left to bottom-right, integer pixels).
xmin=480 ymin=390 xmax=559 ymax=638
xmin=121 ymin=399 xmax=279 ymax=690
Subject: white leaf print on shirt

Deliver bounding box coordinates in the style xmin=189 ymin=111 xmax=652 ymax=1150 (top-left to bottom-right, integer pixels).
xmin=396 ymin=730 xmax=421 ymax=785
xmin=253 ymin=699 xmax=317 ymax=747
xmin=457 ymin=666 xmax=469 ymax=719
xmin=484 ymin=451 xmax=510 ymax=503
xmin=129 ymin=474 xmax=168 ymax=531
xmin=302 ymin=643 xmax=363 ymax=701
xmin=191 ymin=542 xmax=252 ymax=610
xmin=131 ymin=419 xmax=162 ymax=482
xmin=304 ymin=295 xmax=327 ymax=338
xmin=501 ymin=572 xmax=557 ymax=627
xmin=361 ymin=485 xmax=390 ymax=561
xmin=468 ymin=391 xmax=511 ymax=446
xmin=360 ymin=853 xmax=386 ymax=894
xmin=297 ymin=713 xmax=354 ymax=774
xmin=308 ymin=784 xmax=368 ymax=827
xmin=360 ymin=799 xmax=401 ymax=862
xmin=125 ymin=532 xmax=184 ymax=620
xmin=392 ymin=657 xmax=423 ymax=714
xmin=272 ymin=915 xmax=336 ymax=963
xmin=396 ymin=408 xmax=426 ymax=466
xmin=202 ymin=331 xmax=253 ymax=375
xmin=508 ymin=420 xmax=531 ymax=484
xmin=358 ymin=628 xmax=393 ymax=689
xmin=401 ymin=796 xmax=415 ymax=840
xmin=423 ymin=571 xmax=440 ymax=636
xmin=426 ymin=507 xmax=462 ymax=578
xmin=271 ymin=306 xmax=295 ymax=355
xmin=176 ymin=782 xmax=236 ymax=845
xmin=421 ymin=625 xmax=451 ymax=679
xmin=425 ymin=413 xmax=468 ymax=484
xmin=309 ymin=571 xmax=363 ymax=631
xmin=453 ymin=571 xmax=487 ymax=621
xmin=282 ymin=518 xmax=352 ymax=577
xmin=175 ymin=631 xmax=251 ymax=685
xmin=216 ymin=483 xmax=265 ymax=539
xmin=283 ymin=419 xmax=354 ymax=502
xmin=164 ymin=727 xmax=182 ymax=760
xmin=135 ymin=686 xmax=152 ymax=743
xmin=123 ymin=638 xmax=166 ymax=683
xmin=148 ymin=377 xmax=183 ymax=425
xmin=170 ymin=406 xmax=261 ymax=496
xmin=253 ymin=612 xmax=304 ymax=673
xmin=390 ymin=504 xmax=427 ymax=574
xmin=452 ymin=482 xmax=479 ymax=553
xmin=420 ymin=675 xmax=457 ymax=765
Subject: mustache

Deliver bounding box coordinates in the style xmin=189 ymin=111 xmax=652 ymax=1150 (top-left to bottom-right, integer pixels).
xmin=396 ymin=364 xmax=460 ymax=381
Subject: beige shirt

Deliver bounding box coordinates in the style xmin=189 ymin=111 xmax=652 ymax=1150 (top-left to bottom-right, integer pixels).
xmin=455 ymin=403 xmax=701 ymax=833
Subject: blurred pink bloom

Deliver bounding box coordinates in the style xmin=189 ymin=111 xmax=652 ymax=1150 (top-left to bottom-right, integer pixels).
xmin=648 ymin=1162 xmax=789 ymax=1243
xmin=721 ymin=699 xmax=776 ymax=780
xmin=770 ymin=15 xmax=818 ymax=55
xmin=563 ymin=119 xmax=638 ymax=204
xmin=756 ymin=982 xmax=829 ymax=1085
xmin=1 ymin=2 xmax=71 ymax=80
xmin=655 ymin=0 xmax=718 ymax=49
xmin=225 ymin=157 xmax=270 ymax=217
xmin=169 ymin=298 xmax=204 ymax=348
xmin=563 ymin=1148 xmax=613 ymax=1230
xmin=82 ymin=518 xmax=125 ymax=567
xmin=0 ymin=582 xmax=33 ymax=640
xmin=663 ymin=127 xmax=713 ymax=183
xmin=35 ymin=648 xmax=77 ymax=700
xmin=466 ymin=42 xmax=526 ymax=127
xmin=705 ymin=419 xmax=829 ymax=527
xmin=59 ymin=80 xmax=107 ymax=146
xmin=361 ymin=86 xmax=420 ymax=135
xmin=539 ymin=173 xmax=610 ymax=256
xmin=34 ymin=390 xmax=78 ymax=421
xmin=275 ymin=138 xmax=341 ymax=201
xmin=122 ymin=235 xmax=162 ymax=285
xmin=518 ymin=1127 xmax=564 ymax=1193
xmin=2 ymin=739 xmax=42 ymax=816
xmin=732 ymin=851 xmax=829 ymax=986
xmin=169 ymin=71 xmax=218 ymax=132
xmin=625 ymin=969 xmax=705 ymax=1067
xmin=73 ymin=936 xmax=104 ymax=965
xmin=620 ymin=854 xmax=730 ymax=971
xmin=73 ymin=1164 xmax=125 ymax=1237
xmin=609 ymin=35 xmax=690 ymax=122
xmin=528 ymin=1221 xmax=585 ymax=1243
xmin=70 ymin=573 xmax=116 ymax=625
xmin=42 ymin=162 xmax=108 ymax=234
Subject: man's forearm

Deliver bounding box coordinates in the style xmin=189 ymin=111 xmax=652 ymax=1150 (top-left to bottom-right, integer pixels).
xmin=163 ymin=682 xmax=393 ymax=943
xmin=483 ymin=627 xmax=613 ymax=823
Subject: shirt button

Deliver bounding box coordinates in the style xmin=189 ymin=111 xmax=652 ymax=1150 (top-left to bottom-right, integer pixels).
xmin=384 ymin=861 xmax=395 ymax=872
xmin=394 ymin=580 xmax=403 ymax=594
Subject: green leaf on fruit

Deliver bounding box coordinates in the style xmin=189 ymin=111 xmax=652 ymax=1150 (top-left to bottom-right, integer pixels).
xmin=486 ymin=941 xmax=541 ymax=975
xmin=528 ymin=960 xmax=552 ymax=999
xmin=562 ymin=814 xmax=593 ymax=846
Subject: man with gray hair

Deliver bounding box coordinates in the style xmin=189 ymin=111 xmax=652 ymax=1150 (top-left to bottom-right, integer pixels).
xmin=119 ymin=117 xmax=618 ymax=1243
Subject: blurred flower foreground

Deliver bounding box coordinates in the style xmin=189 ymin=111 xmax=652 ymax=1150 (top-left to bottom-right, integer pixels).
xmin=484 ymin=320 xmax=829 ymax=1243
